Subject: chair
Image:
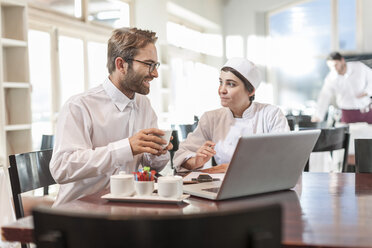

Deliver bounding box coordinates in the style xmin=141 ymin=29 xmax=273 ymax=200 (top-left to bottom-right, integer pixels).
xmin=287 ymin=118 xmax=295 ymax=131
xmin=169 ymin=130 xmax=179 ymax=169
xmin=303 ymin=126 xmax=350 ymax=172
xmin=33 ymin=204 xmax=282 ymax=248
xmin=8 ymin=149 xmax=55 ymax=219
xmin=41 ymin=135 xmax=54 ymax=150
xmin=177 ymin=115 xmax=199 ymax=140
xmin=40 ymin=135 xmax=54 ymax=195
xmin=296 ymin=114 xmax=312 ymax=123
xmin=178 ymin=123 xmax=198 ymax=140
xmin=355 ymin=139 xmax=372 ymax=173
xmin=298 ymin=121 xmax=328 ymax=130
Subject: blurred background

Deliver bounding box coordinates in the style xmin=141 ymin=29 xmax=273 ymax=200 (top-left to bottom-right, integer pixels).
xmin=1 ymin=0 xmax=371 ymax=153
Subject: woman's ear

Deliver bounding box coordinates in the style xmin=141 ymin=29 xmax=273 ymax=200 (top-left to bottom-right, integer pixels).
xmin=115 ymin=57 xmax=128 ymax=74
xmin=248 ymin=88 xmax=255 ymax=97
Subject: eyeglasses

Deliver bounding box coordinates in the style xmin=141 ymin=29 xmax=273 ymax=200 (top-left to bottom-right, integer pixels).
xmin=126 ymin=58 xmax=160 ymax=73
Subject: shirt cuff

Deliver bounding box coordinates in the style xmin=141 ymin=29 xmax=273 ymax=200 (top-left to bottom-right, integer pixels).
xmin=109 ymin=138 xmax=133 ymax=165
xmin=175 ymin=152 xmax=196 ymax=172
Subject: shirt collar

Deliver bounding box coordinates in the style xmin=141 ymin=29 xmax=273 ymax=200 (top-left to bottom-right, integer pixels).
xmin=242 ymin=102 xmax=257 ymax=119
xmin=227 ymin=102 xmax=257 ymax=120
xmin=102 ymin=77 xmax=138 ymax=112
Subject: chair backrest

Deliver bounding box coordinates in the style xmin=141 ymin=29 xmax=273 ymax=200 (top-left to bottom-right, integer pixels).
xmin=178 ymin=123 xmax=198 ymax=140
xmin=41 ymin=135 xmax=54 ymax=150
xmin=298 ymin=121 xmax=328 ymax=129
xmin=287 ymin=118 xmax=295 ymax=131
xmin=33 ymin=204 xmax=282 ymax=248
xmin=169 ymin=130 xmax=179 ymax=169
xmin=311 ymin=126 xmax=350 ymax=172
xmin=355 ymin=139 xmax=372 ymax=173
xmin=40 ymin=135 xmax=54 ymax=195
xmin=8 ymin=149 xmax=55 ymax=219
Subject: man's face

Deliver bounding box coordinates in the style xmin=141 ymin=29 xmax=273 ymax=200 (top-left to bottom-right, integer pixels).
xmin=327 ymin=58 xmax=346 ymax=75
xmin=121 ymin=43 xmax=159 ymax=95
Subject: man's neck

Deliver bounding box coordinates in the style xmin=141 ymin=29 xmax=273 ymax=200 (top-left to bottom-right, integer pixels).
xmin=340 ymin=63 xmax=347 ymax=76
xmin=109 ymin=74 xmax=135 ymax=99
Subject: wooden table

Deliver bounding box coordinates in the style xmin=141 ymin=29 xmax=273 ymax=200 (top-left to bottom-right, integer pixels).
xmin=3 ymin=172 xmax=372 ymax=248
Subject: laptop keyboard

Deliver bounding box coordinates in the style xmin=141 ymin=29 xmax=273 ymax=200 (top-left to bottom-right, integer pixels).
xmin=202 ymin=187 xmax=220 ymax=193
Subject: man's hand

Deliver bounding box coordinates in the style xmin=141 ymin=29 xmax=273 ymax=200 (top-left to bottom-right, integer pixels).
xmin=357 ymin=92 xmax=368 ymax=98
xmin=201 ymin=163 xmax=229 ymax=174
xmin=155 ymin=136 xmax=174 ymax=156
xmin=311 ymin=116 xmax=321 ymax=122
xmin=129 ymin=128 xmax=168 ymax=155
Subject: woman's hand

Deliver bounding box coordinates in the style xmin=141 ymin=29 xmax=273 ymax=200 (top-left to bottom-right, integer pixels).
xmin=201 ymin=163 xmax=229 ymax=174
xmin=181 ymin=141 xmax=216 ymax=170
xmin=194 ymin=141 xmax=216 ymax=168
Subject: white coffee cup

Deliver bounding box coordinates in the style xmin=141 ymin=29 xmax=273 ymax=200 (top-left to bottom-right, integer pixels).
xmin=157 ymin=176 xmax=183 ymax=198
xmin=159 ymin=129 xmax=173 ymax=148
xmin=134 ymin=181 xmax=154 ymax=196
xmin=110 ymin=173 xmax=135 ymax=196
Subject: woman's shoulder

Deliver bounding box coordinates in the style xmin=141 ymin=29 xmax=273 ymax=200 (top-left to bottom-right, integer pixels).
xmin=202 ymin=108 xmax=230 ymax=118
xmin=253 ymin=102 xmax=284 ymax=115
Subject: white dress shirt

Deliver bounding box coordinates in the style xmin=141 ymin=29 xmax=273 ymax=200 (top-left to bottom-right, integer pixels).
xmin=314 ymin=61 xmax=372 ymax=120
xmin=50 ymin=78 xmax=169 ymax=206
xmin=173 ymin=102 xmax=290 ymax=171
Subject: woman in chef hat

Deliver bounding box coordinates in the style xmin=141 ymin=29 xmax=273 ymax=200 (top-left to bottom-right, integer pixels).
xmin=173 ymin=57 xmax=289 ymax=173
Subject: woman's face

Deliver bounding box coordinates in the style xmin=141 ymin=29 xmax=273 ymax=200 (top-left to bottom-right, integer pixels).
xmin=218 ymin=71 xmax=254 ymax=111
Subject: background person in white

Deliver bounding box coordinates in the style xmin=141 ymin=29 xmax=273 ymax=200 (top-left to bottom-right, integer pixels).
xmin=50 ymin=28 xmax=172 ymax=206
xmin=312 ymin=52 xmax=372 ymax=124
xmin=173 ymin=58 xmax=289 ymax=174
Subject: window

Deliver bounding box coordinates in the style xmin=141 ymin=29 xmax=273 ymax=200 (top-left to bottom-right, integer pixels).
xmin=88 ymin=0 xmax=130 ymax=28
xmin=88 ymin=41 xmax=108 ymax=88
xmin=170 ymin=58 xmax=220 ymax=123
xmin=226 ymin=35 xmax=244 ymax=59
xmin=59 ymin=36 xmax=85 ymax=106
xmin=29 ymin=0 xmax=82 ymax=18
xmin=338 ymin=0 xmax=356 ymax=50
xmin=268 ymin=0 xmax=358 ymax=111
xmin=29 ymin=30 xmax=53 ymax=149
xmin=167 ymin=21 xmax=222 ymax=57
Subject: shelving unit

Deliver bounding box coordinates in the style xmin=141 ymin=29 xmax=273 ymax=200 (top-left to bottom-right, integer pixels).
xmin=0 ymin=0 xmax=32 ymax=167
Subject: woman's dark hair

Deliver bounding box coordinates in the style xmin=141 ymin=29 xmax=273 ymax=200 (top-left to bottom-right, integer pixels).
xmin=221 ymin=67 xmax=255 ymax=101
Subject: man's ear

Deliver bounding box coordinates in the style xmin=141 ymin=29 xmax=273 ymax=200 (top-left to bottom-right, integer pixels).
xmin=115 ymin=57 xmax=128 ymax=74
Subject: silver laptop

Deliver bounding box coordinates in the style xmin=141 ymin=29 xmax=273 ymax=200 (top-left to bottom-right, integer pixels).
xmin=183 ymin=130 xmax=321 ymax=200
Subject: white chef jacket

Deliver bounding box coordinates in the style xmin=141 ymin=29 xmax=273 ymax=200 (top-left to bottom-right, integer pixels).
xmin=314 ymin=61 xmax=372 ymax=120
xmin=50 ymin=78 xmax=169 ymax=206
xmin=173 ymin=102 xmax=290 ymax=171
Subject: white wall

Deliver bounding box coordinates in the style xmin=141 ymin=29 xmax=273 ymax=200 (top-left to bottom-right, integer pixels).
xmin=170 ymin=0 xmax=222 ymax=29
xmin=361 ymin=0 xmax=372 ymax=52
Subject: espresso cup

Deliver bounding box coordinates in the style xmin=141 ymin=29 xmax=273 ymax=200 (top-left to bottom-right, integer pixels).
xmin=110 ymin=173 xmax=135 ymax=196
xmin=134 ymin=181 xmax=154 ymax=196
xmin=159 ymin=129 xmax=173 ymax=148
xmin=157 ymin=176 xmax=183 ymax=198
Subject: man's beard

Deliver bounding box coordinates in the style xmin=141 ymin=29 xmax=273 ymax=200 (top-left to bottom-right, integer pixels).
xmin=121 ymin=68 xmax=152 ymax=95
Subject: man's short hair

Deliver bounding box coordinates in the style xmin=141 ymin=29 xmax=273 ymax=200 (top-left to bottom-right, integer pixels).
xmin=327 ymin=52 xmax=344 ymax=61
xmin=107 ymin=27 xmax=158 ymax=74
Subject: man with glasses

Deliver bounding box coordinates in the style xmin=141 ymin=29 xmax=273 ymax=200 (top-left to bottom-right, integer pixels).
xmin=50 ymin=27 xmax=172 ymax=206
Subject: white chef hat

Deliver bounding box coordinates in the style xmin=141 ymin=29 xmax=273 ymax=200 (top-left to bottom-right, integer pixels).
xmin=222 ymin=57 xmax=261 ymax=90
